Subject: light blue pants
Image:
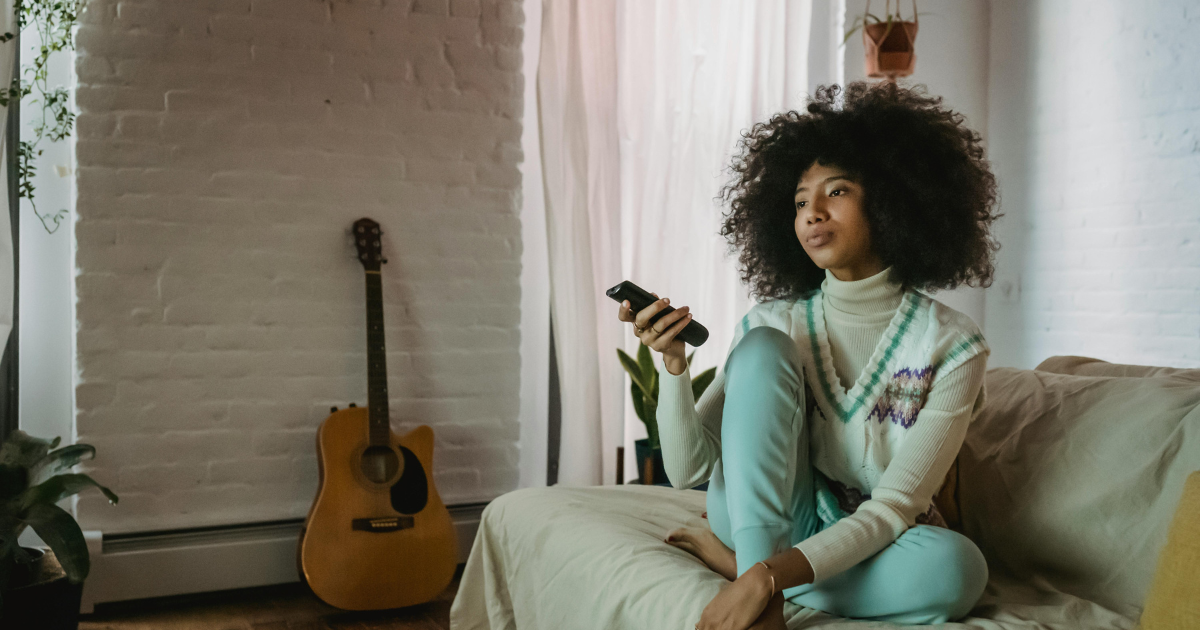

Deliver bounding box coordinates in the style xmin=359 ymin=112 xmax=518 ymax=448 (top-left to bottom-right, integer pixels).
xmin=704 ymin=326 xmax=989 ymax=624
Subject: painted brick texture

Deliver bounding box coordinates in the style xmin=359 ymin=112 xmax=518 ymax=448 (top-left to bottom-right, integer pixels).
xmin=73 ymin=0 xmax=525 ymax=533
xmin=984 ymin=0 xmax=1200 ymax=369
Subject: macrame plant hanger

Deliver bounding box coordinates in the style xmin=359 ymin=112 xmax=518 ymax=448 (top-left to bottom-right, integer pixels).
xmin=863 ymin=0 xmax=920 ymax=82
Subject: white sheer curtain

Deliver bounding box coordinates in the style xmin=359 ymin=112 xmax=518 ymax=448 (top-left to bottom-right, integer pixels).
xmin=538 ymin=0 xmax=814 ymax=487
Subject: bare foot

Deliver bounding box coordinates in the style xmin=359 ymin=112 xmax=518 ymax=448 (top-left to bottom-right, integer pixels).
xmin=664 ymin=525 xmax=738 ymax=581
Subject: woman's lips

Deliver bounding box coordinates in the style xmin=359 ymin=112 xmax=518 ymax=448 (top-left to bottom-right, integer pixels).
xmin=808 ymin=232 xmax=834 ymax=247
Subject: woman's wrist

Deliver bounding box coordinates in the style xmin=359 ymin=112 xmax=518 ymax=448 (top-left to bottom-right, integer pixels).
xmin=742 ymin=562 xmax=775 ymax=603
xmin=664 ymin=356 xmax=687 ymax=376
xmin=760 ymin=547 xmax=815 ymax=593
xmin=751 ymin=562 xmax=775 ymax=599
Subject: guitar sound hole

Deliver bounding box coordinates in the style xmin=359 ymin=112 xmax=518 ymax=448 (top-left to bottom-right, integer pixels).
xmin=360 ymin=445 xmax=401 ymax=484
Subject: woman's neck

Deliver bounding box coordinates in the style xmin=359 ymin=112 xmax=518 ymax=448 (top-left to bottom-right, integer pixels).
xmin=820 ymin=265 xmax=903 ymax=318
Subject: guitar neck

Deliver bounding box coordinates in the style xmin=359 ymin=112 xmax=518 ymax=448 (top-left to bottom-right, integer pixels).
xmin=364 ymin=270 xmax=390 ymax=446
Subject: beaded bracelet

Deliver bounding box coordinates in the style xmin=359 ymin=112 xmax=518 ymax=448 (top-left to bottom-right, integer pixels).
xmin=756 ymin=560 xmax=775 ymax=597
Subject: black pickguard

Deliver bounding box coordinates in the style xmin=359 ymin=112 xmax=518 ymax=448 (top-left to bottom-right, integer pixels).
xmin=390 ymin=445 xmax=429 ymax=515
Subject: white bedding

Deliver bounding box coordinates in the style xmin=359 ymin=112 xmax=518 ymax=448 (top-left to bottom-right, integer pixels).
xmin=448 ymin=484 xmax=1134 ymax=630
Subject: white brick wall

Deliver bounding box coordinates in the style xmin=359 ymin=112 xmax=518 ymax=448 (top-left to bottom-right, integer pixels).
xmin=73 ymin=0 xmax=525 ymax=533
xmin=984 ymin=0 xmax=1200 ymax=369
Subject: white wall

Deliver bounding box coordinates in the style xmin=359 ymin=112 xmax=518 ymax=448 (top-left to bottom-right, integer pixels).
xmin=984 ymin=0 xmax=1200 ymax=369
xmin=72 ymin=0 xmax=526 ymax=534
xmin=843 ymin=0 xmax=991 ymax=329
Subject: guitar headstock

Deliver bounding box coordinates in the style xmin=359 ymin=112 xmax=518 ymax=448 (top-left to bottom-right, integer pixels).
xmin=353 ymin=218 xmax=387 ymax=271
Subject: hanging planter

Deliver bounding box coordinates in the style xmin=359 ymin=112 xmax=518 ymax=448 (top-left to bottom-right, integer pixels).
xmin=845 ymin=0 xmax=922 ymax=81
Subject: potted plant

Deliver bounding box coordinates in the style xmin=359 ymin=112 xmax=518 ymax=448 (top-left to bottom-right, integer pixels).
xmin=843 ymin=0 xmax=931 ymax=80
xmin=0 ymin=430 xmax=118 ymax=628
xmin=617 ymin=343 xmax=716 ymax=487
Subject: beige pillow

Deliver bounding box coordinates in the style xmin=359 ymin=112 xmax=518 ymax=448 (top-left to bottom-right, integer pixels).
xmin=1036 ymin=355 xmax=1200 ymax=382
xmin=959 ymin=367 xmax=1200 ymax=619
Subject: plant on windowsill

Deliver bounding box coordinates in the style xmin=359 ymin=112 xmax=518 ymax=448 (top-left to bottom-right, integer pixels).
xmin=617 ymin=343 xmax=716 ymax=486
xmin=0 ymin=430 xmax=118 ymax=627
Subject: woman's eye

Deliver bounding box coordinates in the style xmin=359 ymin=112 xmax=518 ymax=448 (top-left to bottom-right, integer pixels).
xmin=830 ymin=188 xmax=843 ymax=197
xmin=796 ymin=201 xmax=806 ymax=208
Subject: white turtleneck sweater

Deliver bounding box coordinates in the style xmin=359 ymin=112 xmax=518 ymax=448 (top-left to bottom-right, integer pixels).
xmin=655 ymin=266 xmax=988 ymax=582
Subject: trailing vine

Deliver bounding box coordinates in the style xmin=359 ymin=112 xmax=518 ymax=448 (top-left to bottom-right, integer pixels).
xmin=1 ymin=0 xmax=86 ymax=235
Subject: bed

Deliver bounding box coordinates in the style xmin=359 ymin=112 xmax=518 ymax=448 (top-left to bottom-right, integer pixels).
xmin=450 ymin=358 xmax=1200 ymax=629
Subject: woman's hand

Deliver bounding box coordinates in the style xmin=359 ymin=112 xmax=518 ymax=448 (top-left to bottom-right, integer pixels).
xmin=616 ymin=291 xmax=692 ymax=375
xmin=695 ymin=567 xmax=787 ymax=630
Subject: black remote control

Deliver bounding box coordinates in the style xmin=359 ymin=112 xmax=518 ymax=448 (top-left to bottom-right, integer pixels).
xmin=606 ymin=280 xmax=709 ymax=347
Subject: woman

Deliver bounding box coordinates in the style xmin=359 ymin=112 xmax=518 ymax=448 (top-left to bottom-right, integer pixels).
xmin=616 ymin=81 xmax=1002 ymax=629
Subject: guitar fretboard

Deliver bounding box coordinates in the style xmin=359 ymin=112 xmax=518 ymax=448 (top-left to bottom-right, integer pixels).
xmin=364 ymin=270 xmax=390 ymax=446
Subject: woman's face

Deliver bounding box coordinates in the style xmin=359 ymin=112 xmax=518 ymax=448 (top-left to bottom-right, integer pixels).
xmin=793 ymin=160 xmax=885 ymax=282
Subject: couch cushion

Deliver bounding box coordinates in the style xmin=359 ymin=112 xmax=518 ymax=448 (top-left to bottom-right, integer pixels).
xmin=959 ymin=367 xmax=1200 ymax=619
xmin=1035 ymin=355 xmax=1200 ymax=382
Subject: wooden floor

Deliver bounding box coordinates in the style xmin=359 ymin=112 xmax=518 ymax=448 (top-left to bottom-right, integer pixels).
xmin=79 ymin=564 xmax=464 ymax=630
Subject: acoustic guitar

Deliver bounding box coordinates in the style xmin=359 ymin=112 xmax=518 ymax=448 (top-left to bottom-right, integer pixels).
xmin=298 ymin=217 xmax=459 ymax=610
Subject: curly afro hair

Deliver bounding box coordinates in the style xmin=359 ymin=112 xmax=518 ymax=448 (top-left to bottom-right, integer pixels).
xmin=717 ymin=81 xmax=1003 ymax=302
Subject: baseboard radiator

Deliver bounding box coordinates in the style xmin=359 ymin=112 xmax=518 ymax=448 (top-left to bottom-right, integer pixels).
xmin=79 ymin=502 xmax=489 ymax=613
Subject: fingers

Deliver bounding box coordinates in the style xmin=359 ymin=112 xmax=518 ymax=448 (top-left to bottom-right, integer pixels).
xmin=618 ymin=299 xmax=632 ymax=322
xmin=646 ymin=307 xmax=692 ymax=350
xmin=633 ymin=297 xmax=671 ymax=329
xmin=614 ymin=295 xmax=672 ymax=324
xmin=616 ymin=292 xmax=694 ymax=353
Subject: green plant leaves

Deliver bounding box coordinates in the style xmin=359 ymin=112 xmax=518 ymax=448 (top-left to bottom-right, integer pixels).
xmin=18 ymin=473 xmax=118 ymax=512
xmin=0 ymin=429 xmax=117 ymax=592
xmin=15 ymin=0 xmax=87 ymax=234
xmin=616 ymin=348 xmax=649 ymax=397
xmin=0 ymin=430 xmax=60 ymax=469
xmin=637 ymin=343 xmax=657 ymax=402
xmin=629 ymin=376 xmax=646 ymax=424
xmin=23 ymin=502 xmax=90 ymax=583
xmin=30 ymin=443 xmax=96 ymax=486
xmin=0 ymin=463 xmax=29 ymax=501
xmin=692 ymin=367 xmax=716 ymax=401
xmin=619 ymin=343 xmax=721 ymax=452
xmin=841 ymin=10 xmax=935 ymax=45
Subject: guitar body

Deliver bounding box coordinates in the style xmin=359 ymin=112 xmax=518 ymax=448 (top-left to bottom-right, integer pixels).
xmin=300 ymin=407 xmax=458 ymax=610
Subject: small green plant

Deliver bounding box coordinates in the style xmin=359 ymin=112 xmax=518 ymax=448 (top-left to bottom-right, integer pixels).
xmin=617 ymin=344 xmax=716 ymax=450
xmin=0 ymin=430 xmax=117 ymax=606
xmin=0 ymin=0 xmax=88 ymax=234
xmin=841 ymin=6 xmax=934 ymax=46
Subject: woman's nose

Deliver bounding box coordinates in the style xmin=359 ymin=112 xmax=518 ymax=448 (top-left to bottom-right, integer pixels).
xmin=805 ymin=196 xmax=828 ymax=221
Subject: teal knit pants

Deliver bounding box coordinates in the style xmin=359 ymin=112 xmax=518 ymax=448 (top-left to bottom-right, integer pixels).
xmin=704 ymin=326 xmax=988 ymax=624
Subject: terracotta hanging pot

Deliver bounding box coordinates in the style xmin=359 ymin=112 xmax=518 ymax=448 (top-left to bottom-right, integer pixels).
xmin=863 ymin=0 xmax=919 ymax=80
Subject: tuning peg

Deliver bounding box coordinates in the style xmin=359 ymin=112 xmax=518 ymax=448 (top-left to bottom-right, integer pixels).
xmin=330 ymin=406 xmax=338 ymax=412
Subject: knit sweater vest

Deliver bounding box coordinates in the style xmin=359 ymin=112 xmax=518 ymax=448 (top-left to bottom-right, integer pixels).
xmin=728 ymin=285 xmax=990 ymax=498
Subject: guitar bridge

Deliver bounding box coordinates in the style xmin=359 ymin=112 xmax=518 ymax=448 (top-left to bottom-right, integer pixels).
xmin=351 ymin=516 xmax=414 ymax=533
